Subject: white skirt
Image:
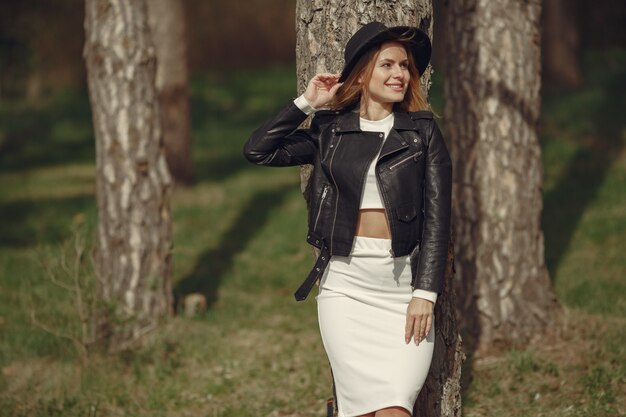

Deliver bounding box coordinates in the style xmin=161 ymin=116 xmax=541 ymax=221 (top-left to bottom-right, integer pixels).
xmin=316 ymin=236 xmax=435 ymax=417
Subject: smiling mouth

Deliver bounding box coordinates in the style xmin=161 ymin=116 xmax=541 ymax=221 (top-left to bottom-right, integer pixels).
xmin=385 ymin=83 xmax=404 ymax=91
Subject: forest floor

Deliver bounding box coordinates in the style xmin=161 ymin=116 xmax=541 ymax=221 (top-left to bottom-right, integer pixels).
xmin=0 ymin=50 xmax=625 ymax=417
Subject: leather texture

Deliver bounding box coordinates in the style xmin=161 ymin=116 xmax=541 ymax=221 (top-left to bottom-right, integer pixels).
xmin=243 ymin=101 xmax=452 ymax=298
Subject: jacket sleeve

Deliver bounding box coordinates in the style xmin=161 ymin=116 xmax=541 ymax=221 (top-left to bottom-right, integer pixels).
xmin=412 ymin=120 xmax=452 ymax=294
xmin=243 ymin=100 xmax=319 ymax=167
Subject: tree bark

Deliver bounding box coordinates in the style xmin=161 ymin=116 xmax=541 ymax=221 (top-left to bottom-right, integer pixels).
xmin=147 ymin=0 xmax=193 ymax=185
xmin=84 ymin=0 xmax=173 ymax=352
xmin=542 ymin=0 xmax=583 ymax=89
xmin=444 ymin=0 xmax=563 ymax=358
xmin=295 ymin=2 xmax=463 ymax=416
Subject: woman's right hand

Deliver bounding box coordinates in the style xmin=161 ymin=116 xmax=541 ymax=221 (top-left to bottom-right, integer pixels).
xmin=303 ymin=73 xmax=343 ymax=109
xmin=405 ymin=297 xmax=434 ymax=346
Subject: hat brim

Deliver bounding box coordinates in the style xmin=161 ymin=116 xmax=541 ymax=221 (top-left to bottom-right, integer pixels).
xmin=338 ymin=26 xmax=431 ymax=83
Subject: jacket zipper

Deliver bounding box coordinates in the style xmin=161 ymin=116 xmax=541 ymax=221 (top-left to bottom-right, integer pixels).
xmin=328 ymin=134 xmax=343 ymax=254
xmin=362 ymin=133 xmax=386 ymax=201
xmin=375 ymin=165 xmax=396 ymax=258
xmin=367 ymin=133 xmax=396 ymax=257
xmin=412 ymin=175 xmax=428 ymax=291
xmin=313 ymin=185 xmax=328 ymax=231
xmin=388 ymin=150 xmax=423 ymax=170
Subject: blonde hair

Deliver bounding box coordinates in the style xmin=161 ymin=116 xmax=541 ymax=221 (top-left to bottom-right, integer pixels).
xmin=331 ymin=39 xmax=429 ymax=112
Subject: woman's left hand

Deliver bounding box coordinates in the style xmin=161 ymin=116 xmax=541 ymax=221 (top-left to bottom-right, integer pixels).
xmin=405 ymin=297 xmax=434 ymax=345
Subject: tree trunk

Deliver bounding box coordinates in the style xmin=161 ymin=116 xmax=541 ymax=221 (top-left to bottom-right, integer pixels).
xmin=295 ymin=2 xmax=464 ymax=416
xmin=542 ymin=0 xmax=583 ymax=89
xmin=431 ymin=0 xmax=449 ymax=70
xmin=444 ymin=0 xmax=563 ymax=358
xmin=147 ymin=0 xmax=193 ymax=185
xmin=84 ymin=0 xmax=173 ymax=352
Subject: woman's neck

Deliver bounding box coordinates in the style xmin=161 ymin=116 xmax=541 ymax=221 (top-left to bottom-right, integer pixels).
xmin=360 ymin=99 xmax=393 ymax=121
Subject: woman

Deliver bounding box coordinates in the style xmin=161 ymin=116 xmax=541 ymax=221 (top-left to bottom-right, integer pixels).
xmin=244 ymin=21 xmax=452 ymax=417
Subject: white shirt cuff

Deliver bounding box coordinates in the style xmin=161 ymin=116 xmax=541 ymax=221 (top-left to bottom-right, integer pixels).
xmin=412 ymin=289 xmax=438 ymax=304
xmin=293 ymin=95 xmax=317 ymax=115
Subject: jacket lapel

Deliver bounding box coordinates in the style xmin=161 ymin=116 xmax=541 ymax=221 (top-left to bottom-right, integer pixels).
xmin=380 ymin=112 xmax=417 ymax=158
xmin=379 ymin=129 xmax=409 ymax=159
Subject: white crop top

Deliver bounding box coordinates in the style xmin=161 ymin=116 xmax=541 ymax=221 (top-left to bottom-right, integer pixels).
xmin=358 ymin=114 xmax=394 ymax=209
xmin=293 ymin=95 xmax=437 ymax=304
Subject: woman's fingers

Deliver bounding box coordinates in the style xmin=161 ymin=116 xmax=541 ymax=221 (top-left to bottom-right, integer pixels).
xmin=328 ymin=81 xmax=343 ymax=95
xmin=404 ymin=314 xmax=415 ymax=344
xmin=413 ymin=317 xmax=421 ymax=344
xmin=413 ymin=314 xmax=424 ymax=345
xmin=405 ymin=313 xmax=429 ymax=345
xmin=425 ymin=314 xmax=433 ymax=339
xmin=416 ymin=314 xmax=429 ymax=344
xmin=314 ymin=72 xmax=341 ymax=81
xmin=312 ymin=73 xmax=340 ymax=85
xmin=312 ymin=73 xmax=341 ymax=89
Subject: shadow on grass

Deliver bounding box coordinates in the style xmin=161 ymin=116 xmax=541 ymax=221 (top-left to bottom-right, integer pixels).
xmin=0 ymin=194 xmax=94 ymax=247
xmin=0 ymin=90 xmax=94 ymax=173
xmin=542 ymin=62 xmax=626 ymax=277
xmin=173 ymin=183 xmax=296 ymax=312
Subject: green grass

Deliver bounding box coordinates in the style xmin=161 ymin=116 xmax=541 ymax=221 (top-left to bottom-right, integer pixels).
xmin=0 ymin=53 xmax=625 ymax=416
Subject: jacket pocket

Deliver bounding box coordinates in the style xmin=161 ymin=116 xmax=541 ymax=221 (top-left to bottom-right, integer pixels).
xmin=388 ymin=150 xmax=423 ymax=171
xmin=396 ymin=202 xmax=418 ymax=223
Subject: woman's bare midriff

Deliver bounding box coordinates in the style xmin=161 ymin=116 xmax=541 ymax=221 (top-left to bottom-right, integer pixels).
xmin=355 ymin=209 xmax=392 ymax=239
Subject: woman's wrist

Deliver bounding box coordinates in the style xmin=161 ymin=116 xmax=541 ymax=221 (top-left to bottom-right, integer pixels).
xmin=293 ymin=94 xmax=317 ymax=115
xmin=412 ymin=288 xmax=437 ymax=304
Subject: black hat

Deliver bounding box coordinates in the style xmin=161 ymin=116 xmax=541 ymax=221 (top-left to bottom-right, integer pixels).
xmin=339 ymin=21 xmax=432 ymax=82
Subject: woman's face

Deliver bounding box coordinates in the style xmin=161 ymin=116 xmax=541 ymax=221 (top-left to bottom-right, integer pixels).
xmin=362 ymin=42 xmax=410 ymax=107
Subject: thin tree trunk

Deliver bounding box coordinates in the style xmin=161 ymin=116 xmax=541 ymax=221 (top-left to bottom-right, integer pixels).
xmin=444 ymin=0 xmax=563 ymax=358
xmin=84 ymin=0 xmax=173 ymax=352
xmin=296 ymin=2 xmax=463 ymax=416
xmin=147 ymin=0 xmax=193 ymax=185
xmin=542 ymin=0 xmax=583 ymax=89
xmin=431 ymin=0 xmax=449 ymax=70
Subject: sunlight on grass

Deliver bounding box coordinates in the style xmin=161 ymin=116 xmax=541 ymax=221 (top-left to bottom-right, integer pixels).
xmin=0 ymin=164 xmax=94 ymax=201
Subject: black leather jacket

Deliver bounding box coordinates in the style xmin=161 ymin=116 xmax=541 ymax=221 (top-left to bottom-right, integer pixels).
xmin=243 ymin=100 xmax=452 ymax=301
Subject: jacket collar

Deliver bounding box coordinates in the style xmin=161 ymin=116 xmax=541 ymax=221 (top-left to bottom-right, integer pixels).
xmin=334 ymin=108 xmax=417 ymax=133
xmin=334 ymin=108 xmax=361 ymax=133
xmin=393 ymin=112 xmax=418 ymax=131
